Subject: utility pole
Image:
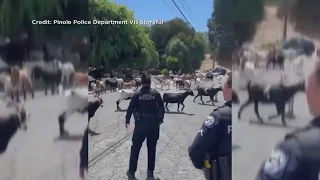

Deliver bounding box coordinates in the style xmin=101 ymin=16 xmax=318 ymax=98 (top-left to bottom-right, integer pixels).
xmin=282 ymin=0 xmax=290 ymax=41
xmin=282 ymin=0 xmax=295 ymax=118
xmin=283 ymin=9 xmax=288 ymax=41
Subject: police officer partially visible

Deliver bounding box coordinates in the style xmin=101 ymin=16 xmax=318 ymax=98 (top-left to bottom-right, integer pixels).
xmin=188 ymin=73 xmax=232 ymax=180
xmin=125 ymin=72 xmax=165 ymax=180
xmin=79 ymin=128 xmax=88 ymax=179
xmin=256 ymin=60 xmax=320 ymax=180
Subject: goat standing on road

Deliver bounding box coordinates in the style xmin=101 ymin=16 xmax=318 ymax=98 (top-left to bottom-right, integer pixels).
xmin=88 ymin=96 xmax=104 ymax=135
xmin=116 ymin=89 xmax=135 ymax=110
xmin=11 ymin=66 xmax=35 ymax=101
xmin=163 ymin=90 xmax=194 ymax=112
xmin=32 ymin=65 xmax=62 ymax=96
xmin=193 ymin=86 xmax=222 ymax=105
xmin=232 ymin=90 xmax=239 ymax=104
xmin=58 ymin=88 xmax=90 ymax=136
xmin=237 ymin=80 xmax=305 ymax=125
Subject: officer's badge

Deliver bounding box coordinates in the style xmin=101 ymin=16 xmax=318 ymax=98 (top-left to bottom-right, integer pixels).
xmin=204 ymin=116 xmax=215 ymax=128
xmin=263 ymin=149 xmax=288 ymax=176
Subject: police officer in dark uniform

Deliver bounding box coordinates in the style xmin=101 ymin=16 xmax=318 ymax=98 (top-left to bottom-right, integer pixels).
xmin=79 ymin=128 xmax=88 ymax=179
xmin=188 ymin=73 xmax=232 ymax=180
xmin=256 ymin=60 xmax=320 ymax=180
xmin=125 ymin=72 xmax=165 ymax=180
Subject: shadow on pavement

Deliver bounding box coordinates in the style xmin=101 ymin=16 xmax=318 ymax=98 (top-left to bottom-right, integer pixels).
xmin=88 ymin=129 xmax=100 ymax=136
xmin=197 ymin=103 xmax=219 ymax=107
xmin=232 ymin=144 xmax=241 ymax=151
xmin=115 ymin=109 xmax=195 ymax=116
xmin=165 ymin=111 xmax=195 ymax=116
xmin=248 ymin=120 xmax=300 ymax=129
xmin=115 ymin=109 xmax=127 ymax=112
xmin=54 ymin=134 xmax=84 ymax=141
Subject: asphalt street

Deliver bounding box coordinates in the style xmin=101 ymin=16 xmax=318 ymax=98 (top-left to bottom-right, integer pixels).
xmin=88 ymin=82 xmax=226 ymax=180
xmin=232 ymin=57 xmax=315 ymax=180
xmin=0 ymin=91 xmax=87 ymax=180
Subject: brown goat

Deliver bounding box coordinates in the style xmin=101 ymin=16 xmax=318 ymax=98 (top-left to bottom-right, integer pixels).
xmin=10 ymin=66 xmax=34 ymax=101
xmin=74 ymin=72 xmax=88 ymax=87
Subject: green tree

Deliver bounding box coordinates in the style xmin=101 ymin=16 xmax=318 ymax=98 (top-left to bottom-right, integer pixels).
xmin=198 ymin=32 xmax=211 ymax=53
xmin=171 ymin=32 xmax=205 ymax=70
xmin=150 ymin=18 xmax=195 ymax=55
xmin=165 ymin=56 xmax=179 ymax=71
xmin=277 ymin=0 xmax=320 ymax=39
xmin=160 ymin=68 xmax=169 ymax=75
xmin=0 ymin=0 xmax=87 ymax=43
xmin=165 ymin=38 xmax=189 ymax=72
xmin=233 ymin=0 xmax=264 ymax=45
xmin=89 ymin=0 xmax=156 ymax=69
xmin=208 ymin=0 xmax=264 ymax=67
xmin=207 ymin=0 xmax=233 ymax=63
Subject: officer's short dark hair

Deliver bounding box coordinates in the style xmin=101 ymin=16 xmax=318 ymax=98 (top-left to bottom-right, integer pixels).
xmin=226 ymin=72 xmax=232 ymax=88
xmin=141 ymin=72 xmax=151 ymax=85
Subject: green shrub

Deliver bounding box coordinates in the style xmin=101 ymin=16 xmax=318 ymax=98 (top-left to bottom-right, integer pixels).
xmin=160 ymin=69 xmax=169 ymax=75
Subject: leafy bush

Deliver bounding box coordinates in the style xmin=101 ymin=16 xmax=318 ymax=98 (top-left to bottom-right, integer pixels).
xmin=160 ymin=69 xmax=169 ymax=75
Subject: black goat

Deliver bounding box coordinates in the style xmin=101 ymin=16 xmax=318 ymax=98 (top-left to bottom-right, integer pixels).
xmin=193 ymin=87 xmax=222 ymax=105
xmin=176 ymin=80 xmax=185 ymax=88
xmin=0 ymin=103 xmax=29 ymax=154
xmin=163 ymin=90 xmax=194 ymax=112
xmin=237 ymin=80 xmax=305 ymax=125
xmin=88 ymin=68 xmax=104 ymax=80
xmin=105 ymin=78 xmax=118 ymax=92
xmin=232 ymin=90 xmax=239 ymax=104
xmin=88 ymin=98 xmax=103 ymax=120
xmin=266 ymin=50 xmax=284 ymax=70
xmin=88 ymin=97 xmax=103 ymax=135
xmin=58 ymin=89 xmax=100 ymax=137
xmin=133 ymin=78 xmax=141 ymax=89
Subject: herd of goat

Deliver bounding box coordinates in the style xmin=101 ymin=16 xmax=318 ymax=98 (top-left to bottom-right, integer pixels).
xmin=87 ymin=71 xmax=227 ymax=112
xmin=0 ymin=64 xmax=226 ymax=156
xmin=0 ymin=47 xmax=311 ymax=156
xmin=0 ymin=59 xmax=104 ymax=157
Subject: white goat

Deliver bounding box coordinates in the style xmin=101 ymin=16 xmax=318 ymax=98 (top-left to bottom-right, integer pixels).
xmin=116 ymin=77 xmax=124 ymax=89
xmin=161 ymin=79 xmax=171 ymax=90
xmin=152 ymin=79 xmax=163 ymax=89
xmin=58 ymin=87 xmax=89 ymax=136
xmin=91 ymin=80 xmax=106 ymax=94
xmin=172 ymin=77 xmax=180 ymax=87
xmin=292 ymin=56 xmax=304 ymax=77
xmin=90 ymin=82 xmax=98 ymax=92
xmin=193 ymin=78 xmax=201 ymax=89
xmin=116 ymin=89 xmax=135 ymax=110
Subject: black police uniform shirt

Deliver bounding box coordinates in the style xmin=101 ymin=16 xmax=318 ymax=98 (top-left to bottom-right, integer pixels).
xmin=125 ymin=86 xmax=164 ymax=125
xmin=188 ymin=101 xmax=232 ymax=169
xmin=256 ymin=117 xmax=320 ymax=180
xmin=80 ymin=128 xmax=88 ymax=169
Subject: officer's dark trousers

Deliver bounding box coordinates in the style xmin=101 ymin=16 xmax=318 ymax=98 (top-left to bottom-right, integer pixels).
xmin=129 ymin=124 xmax=160 ymax=172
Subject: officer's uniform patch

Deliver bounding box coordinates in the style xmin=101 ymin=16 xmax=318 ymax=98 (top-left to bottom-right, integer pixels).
xmin=204 ymin=116 xmax=215 ymax=128
xmin=263 ymin=149 xmax=288 ymax=176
